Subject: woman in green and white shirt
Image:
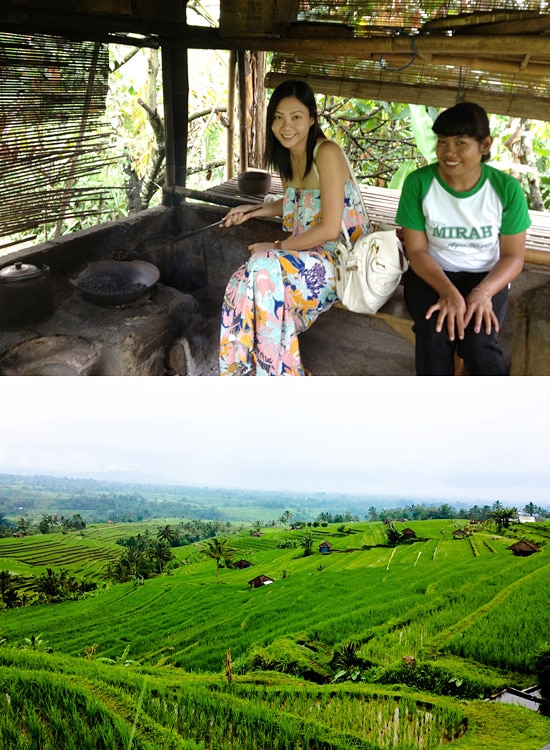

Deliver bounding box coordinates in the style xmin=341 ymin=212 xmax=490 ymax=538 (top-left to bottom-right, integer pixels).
xmin=396 ymin=102 xmax=531 ymax=375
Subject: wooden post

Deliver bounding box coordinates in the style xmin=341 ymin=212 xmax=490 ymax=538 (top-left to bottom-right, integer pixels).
xmin=227 ymin=50 xmax=236 ymax=180
xmin=161 ymin=45 xmax=189 ymax=195
xmin=237 ymin=50 xmax=248 ymax=173
xmin=251 ymin=50 xmax=266 ymax=168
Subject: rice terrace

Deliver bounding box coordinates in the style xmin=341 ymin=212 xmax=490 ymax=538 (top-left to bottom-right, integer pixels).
xmin=0 ymin=474 xmax=549 ymax=749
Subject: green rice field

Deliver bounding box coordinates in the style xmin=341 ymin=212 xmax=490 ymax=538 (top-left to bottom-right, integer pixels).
xmin=0 ymin=519 xmax=549 ymax=748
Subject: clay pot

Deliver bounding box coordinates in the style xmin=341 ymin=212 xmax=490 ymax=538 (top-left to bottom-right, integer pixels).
xmin=237 ymin=170 xmax=271 ymax=196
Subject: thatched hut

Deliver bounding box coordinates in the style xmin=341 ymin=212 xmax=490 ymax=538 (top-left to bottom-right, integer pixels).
xmin=507 ymin=540 xmax=541 ymax=557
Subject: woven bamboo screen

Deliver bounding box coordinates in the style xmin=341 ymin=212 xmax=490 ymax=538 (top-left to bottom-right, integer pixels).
xmin=0 ymin=33 xmax=113 ymax=243
xmin=266 ymin=0 xmax=550 ymax=121
xmin=296 ymin=0 xmax=548 ymax=33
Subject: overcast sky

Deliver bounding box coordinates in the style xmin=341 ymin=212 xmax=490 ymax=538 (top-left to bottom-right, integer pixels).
xmin=1 ymin=378 xmax=548 ymax=506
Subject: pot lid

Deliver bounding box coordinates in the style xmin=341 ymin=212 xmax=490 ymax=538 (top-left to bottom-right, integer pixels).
xmin=0 ymin=262 xmax=46 ymax=281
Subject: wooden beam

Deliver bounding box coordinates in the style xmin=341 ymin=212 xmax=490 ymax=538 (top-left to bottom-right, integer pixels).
xmin=265 ymin=72 xmax=550 ymax=120
xmin=2 ymin=12 xmax=550 ymax=63
xmin=423 ymin=11 xmax=549 ymax=31
xmin=454 ymin=18 xmax=550 ymax=35
xmin=384 ymin=54 xmax=550 ymax=78
xmin=0 ymin=8 xmax=188 ymax=38
xmin=183 ymin=28 xmax=550 ymax=60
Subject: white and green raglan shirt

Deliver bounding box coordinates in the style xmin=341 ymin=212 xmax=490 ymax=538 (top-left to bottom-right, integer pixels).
xmin=395 ymin=162 xmax=531 ymax=273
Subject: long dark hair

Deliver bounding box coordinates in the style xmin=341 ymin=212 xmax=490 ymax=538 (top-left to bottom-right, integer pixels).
xmin=264 ymin=80 xmax=326 ymax=181
xmin=433 ymin=102 xmax=492 ymax=162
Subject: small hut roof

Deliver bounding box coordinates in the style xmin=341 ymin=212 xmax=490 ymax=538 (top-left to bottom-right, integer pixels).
xmin=248 ymin=574 xmax=273 ymax=586
xmin=507 ymin=540 xmax=541 ymax=552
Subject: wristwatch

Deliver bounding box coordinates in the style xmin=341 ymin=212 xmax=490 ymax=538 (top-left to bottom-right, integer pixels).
xmin=274 ymin=239 xmax=282 ymax=250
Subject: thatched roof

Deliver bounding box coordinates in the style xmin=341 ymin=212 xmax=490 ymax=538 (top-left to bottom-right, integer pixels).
xmin=234 ymin=559 xmax=252 ymax=569
xmin=248 ymin=574 xmax=274 ymax=588
xmin=507 ymin=539 xmax=541 ymax=554
xmin=266 ymin=1 xmax=550 ymax=121
xmin=453 ymin=529 xmax=469 ymax=538
xmin=2 ymin=1 xmax=550 ymax=120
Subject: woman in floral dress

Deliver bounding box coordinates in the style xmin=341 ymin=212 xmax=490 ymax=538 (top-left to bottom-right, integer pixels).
xmin=219 ymin=80 xmax=368 ymax=376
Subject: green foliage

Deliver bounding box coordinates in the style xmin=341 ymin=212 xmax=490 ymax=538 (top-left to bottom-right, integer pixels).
xmin=407 ymin=104 xmax=437 ymax=163
xmin=199 ymin=536 xmax=236 ymax=582
xmin=387 ymin=160 xmax=417 ymax=190
xmin=300 ymin=529 xmax=315 ymax=556
xmin=318 ymin=97 xmax=418 ymax=185
xmin=35 ymin=567 xmax=97 ymax=603
xmin=97 ymin=644 xmax=139 ymax=668
xmin=385 ymin=522 xmax=402 ymax=546
xmin=235 ymin=636 xmax=332 ymax=683
xmin=371 ymin=661 xmax=498 ymax=699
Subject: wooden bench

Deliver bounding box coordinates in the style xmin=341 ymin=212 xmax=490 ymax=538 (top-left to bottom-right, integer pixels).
xmin=177 ymin=178 xmax=550 ymax=374
xmin=192 ymin=176 xmax=550 ymax=267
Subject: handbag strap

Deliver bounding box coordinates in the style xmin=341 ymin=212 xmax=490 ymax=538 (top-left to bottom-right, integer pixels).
xmin=312 ymin=140 xmax=371 ymax=241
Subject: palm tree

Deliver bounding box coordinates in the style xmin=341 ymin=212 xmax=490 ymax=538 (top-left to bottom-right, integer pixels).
xmin=385 ymin=522 xmax=402 ymax=547
xmin=157 ymin=524 xmax=177 ymax=544
xmin=523 ymin=502 xmax=539 ymax=516
xmin=36 ymin=568 xmax=61 ymax=602
xmin=367 ymin=506 xmax=378 ymax=522
xmin=17 ymin=517 xmax=30 ymax=536
xmin=490 ymin=505 xmax=517 ymax=530
xmin=0 ymin=570 xmax=12 ymax=600
xmin=150 ymin=540 xmax=173 ymax=573
xmin=300 ymin=530 xmax=314 ymax=557
xmin=279 ymin=510 xmax=293 ymax=527
xmin=200 ymin=537 xmax=236 ymax=583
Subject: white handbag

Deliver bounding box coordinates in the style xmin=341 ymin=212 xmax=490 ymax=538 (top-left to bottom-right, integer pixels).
xmin=334 ymin=226 xmax=408 ymax=315
xmin=320 ymin=144 xmax=408 ymax=315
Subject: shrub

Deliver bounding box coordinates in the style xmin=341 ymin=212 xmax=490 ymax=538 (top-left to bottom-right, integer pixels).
xmin=371 ymin=661 xmax=498 ymax=699
xmin=235 ymin=637 xmax=332 ymax=683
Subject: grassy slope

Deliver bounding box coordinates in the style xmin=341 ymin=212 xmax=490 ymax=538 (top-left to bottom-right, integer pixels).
xmin=1 ymin=520 xmax=549 ymax=748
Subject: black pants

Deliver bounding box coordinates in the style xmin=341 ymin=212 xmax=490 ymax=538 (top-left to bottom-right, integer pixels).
xmin=404 ymin=268 xmax=509 ymax=376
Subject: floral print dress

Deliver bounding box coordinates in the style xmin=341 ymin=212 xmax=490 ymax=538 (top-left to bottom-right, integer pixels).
xmin=219 ymin=178 xmax=367 ymax=376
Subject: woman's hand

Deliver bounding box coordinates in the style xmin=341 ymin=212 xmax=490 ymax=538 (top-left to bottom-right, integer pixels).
xmin=464 ymin=288 xmax=499 ymax=334
xmin=426 ymin=287 xmax=467 ymax=341
xmin=222 ymin=204 xmax=261 ymax=227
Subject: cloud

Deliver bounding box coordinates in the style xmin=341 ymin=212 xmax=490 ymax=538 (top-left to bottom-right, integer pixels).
xmin=1 ymin=377 xmax=548 ymax=505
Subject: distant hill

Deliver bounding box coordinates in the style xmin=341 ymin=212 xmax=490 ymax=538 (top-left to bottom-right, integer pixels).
xmin=73 ymin=469 xmax=175 ymax=484
xmin=1 ymin=471 xmax=547 ymax=526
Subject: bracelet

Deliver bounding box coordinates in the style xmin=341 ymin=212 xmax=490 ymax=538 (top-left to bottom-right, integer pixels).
xmin=472 ymin=286 xmax=492 ymax=299
xmin=274 ymin=239 xmax=282 ymax=250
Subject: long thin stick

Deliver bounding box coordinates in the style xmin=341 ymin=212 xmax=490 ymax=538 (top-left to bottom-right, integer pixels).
xmin=175 ymin=205 xmax=262 ymax=241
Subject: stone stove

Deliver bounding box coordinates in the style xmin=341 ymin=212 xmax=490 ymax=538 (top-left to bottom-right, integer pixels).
xmin=0 ymin=282 xmax=202 ymax=376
